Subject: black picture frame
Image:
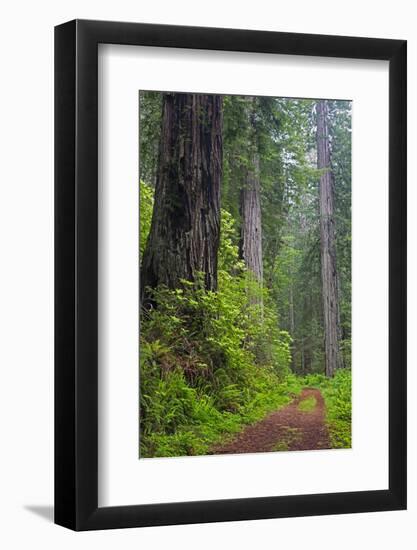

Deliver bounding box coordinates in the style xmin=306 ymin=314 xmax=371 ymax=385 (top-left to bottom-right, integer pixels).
xmin=55 ymin=19 xmax=407 ymax=531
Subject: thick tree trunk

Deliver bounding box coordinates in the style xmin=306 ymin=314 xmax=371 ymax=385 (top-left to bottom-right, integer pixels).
xmin=140 ymin=93 xmax=223 ymax=303
xmin=316 ymin=100 xmax=342 ymax=377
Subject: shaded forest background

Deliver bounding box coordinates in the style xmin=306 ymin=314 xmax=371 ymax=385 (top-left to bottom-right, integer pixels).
xmin=139 ymin=91 xmax=352 ymax=458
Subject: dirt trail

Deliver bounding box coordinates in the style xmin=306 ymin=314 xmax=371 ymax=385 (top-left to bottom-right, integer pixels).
xmin=211 ymin=388 xmax=330 ymax=455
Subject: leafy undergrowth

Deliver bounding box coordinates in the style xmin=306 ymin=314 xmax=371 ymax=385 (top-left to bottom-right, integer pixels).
xmin=302 ymin=369 xmax=352 ymax=448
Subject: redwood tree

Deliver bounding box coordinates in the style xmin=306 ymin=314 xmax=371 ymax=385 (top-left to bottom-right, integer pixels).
xmin=140 ymin=93 xmax=223 ymax=303
xmin=239 ymin=98 xmax=263 ymax=287
xmin=316 ymin=99 xmax=342 ymax=377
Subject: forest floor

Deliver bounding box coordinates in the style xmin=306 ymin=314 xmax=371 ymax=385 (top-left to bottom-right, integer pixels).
xmin=211 ymin=388 xmax=330 ymax=454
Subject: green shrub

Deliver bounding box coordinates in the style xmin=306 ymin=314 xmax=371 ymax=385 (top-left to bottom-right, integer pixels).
xmin=323 ymin=369 xmax=352 ymax=448
xmin=139 ymin=180 xmax=154 ymax=259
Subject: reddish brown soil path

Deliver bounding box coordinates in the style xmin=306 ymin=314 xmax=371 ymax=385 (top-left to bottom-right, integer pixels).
xmin=211 ymin=388 xmax=330 ymax=455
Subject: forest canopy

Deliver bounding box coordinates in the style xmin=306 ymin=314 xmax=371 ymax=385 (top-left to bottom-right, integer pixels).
xmin=139 ymin=91 xmax=352 ymax=458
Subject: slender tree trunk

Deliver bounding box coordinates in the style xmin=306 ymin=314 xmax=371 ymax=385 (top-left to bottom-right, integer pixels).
xmin=289 ymin=284 xmax=296 ymax=370
xmin=141 ymin=93 xmax=223 ymax=304
xmin=240 ymin=153 xmax=263 ymax=281
xmin=239 ymin=98 xmax=263 ymax=298
xmin=301 ymin=339 xmax=305 ymax=375
xmin=289 ymin=284 xmax=295 ymax=334
xmin=316 ymin=99 xmax=342 ymax=377
xmin=304 ymin=339 xmax=312 ymax=372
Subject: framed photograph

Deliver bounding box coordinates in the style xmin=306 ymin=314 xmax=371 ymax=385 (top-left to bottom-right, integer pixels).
xmin=55 ymin=19 xmax=406 ymax=530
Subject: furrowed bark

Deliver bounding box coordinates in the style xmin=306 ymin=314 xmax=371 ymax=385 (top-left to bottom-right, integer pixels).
xmin=239 ymin=98 xmax=263 ymax=305
xmin=316 ymin=99 xmax=342 ymax=377
xmin=140 ymin=93 xmax=223 ymax=304
xmin=240 ymin=152 xmax=263 ymax=282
